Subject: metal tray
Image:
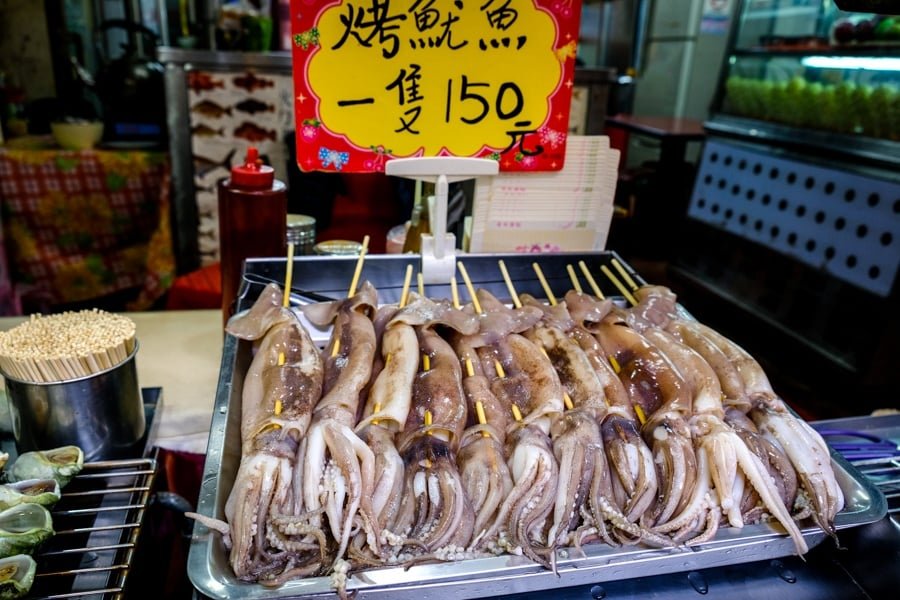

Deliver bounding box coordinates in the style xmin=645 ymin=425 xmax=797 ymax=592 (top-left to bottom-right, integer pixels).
xmin=188 ymin=252 xmax=888 ymax=599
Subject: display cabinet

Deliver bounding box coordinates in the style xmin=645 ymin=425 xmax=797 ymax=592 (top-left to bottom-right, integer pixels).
xmin=707 ymin=0 xmax=899 ymax=167
xmin=670 ymin=0 xmax=900 ymax=418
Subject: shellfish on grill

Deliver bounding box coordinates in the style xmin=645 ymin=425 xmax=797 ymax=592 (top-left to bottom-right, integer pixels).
xmin=0 ymin=504 xmax=54 ymax=558
xmin=6 ymin=446 xmax=84 ymax=488
xmin=0 ymin=554 xmax=37 ymax=599
xmin=0 ymin=479 xmax=61 ymax=510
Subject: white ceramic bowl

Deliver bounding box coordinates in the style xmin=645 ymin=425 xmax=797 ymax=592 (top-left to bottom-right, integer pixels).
xmin=51 ymin=121 xmax=104 ymax=150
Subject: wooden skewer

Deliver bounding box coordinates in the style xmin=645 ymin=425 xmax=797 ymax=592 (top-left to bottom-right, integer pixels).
xmin=399 ymin=264 xmax=413 ymax=308
xmin=424 ymin=409 xmax=435 ymax=453
xmin=611 ymin=257 xmax=639 ymax=291
xmin=498 ymin=259 xmax=521 ymax=308
xmin=450 ymin=276 xmax=460 ymax=310
xmin=494 ymin=360 xmax=505 ymax=378
xmin=475 ymin=401 xmax=490 ymax=438
xmin=462 ymin=358 xmax=489 ymax=437
xmin=333 ymin=236 xmax=370 ymax=358
xmin=634 ymin=403 xmax=647 ymax=426
xmin=422 ymin=354 xmax=431 ymax=371
xmin=254 ymin=422 xmax=282 ymax=436
xmin=532 ymin=262 xmax=557 ymax=306
xmin=372 ymin=402 xmax=382 ymax=426
xmin=78 ymin=357 xmax=92 ymax=377
xmin=567 ymin=264 xmax=582 ymax=294
xmin=417 ymin=272 xmax=425 ymax=297
xmin=282 ymin=242 xmax=295 ymax=307
xmin=457 ymin=262 xmax=482 ymax=314
xmin=600 ymin=265 xmax=638 ymax=306
xmin=274 ymin=399 xmax=283 ymax=415
xmin=511 ymin=404 xmax=523 ymax=422
xmin=475 ymin=401 xmax=488 ymax=425
xmin=578 ymin=260 xmax=604 ymax=299
xmin=278 ymin=352 xmax=285 ymax=366
xmin=608 ymin=355 xmax=621 ymax=374
xmin=347 ymin=234 xmax=370 ymax=298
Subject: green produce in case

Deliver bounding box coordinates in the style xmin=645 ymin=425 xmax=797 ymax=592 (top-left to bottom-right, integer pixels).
xmin=724 ymin=76 xmax=900 ymax=141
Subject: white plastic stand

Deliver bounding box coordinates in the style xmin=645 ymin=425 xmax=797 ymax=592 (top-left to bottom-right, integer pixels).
xmin=385 ymin=157 xmax=498 ymax=283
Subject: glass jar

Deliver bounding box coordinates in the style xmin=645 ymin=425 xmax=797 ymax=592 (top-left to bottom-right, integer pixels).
xmin=286 ymin=213 xmax=316 ymax=255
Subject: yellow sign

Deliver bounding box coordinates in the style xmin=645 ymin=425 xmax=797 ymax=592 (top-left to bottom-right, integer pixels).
xmin=292 ymin=0 xmax=584 ymax=172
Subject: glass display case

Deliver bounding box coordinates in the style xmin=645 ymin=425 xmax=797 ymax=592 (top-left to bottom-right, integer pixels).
xmin=708 ymin=0 xmax=899 ymax=165
xmin=670 ymin=0 xmax=900 ymax=418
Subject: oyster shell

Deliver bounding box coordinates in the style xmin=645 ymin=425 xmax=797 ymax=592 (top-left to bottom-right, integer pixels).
xmin=0 ymin=554 xmax=36 ymax=599
xmin=0 ymin=504 xmax=54 ymax=558
xmin=0 ymin=454 xmax=8 ymax=472
xmin=7 ymin=446 xmax=84 ymax=488
xmin=0 ymin=479 xmax=61 ymax=510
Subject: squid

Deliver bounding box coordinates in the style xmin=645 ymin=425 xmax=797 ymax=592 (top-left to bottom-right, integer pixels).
xmin=190 ymin=283 xmax=324 ymax=582
xmin=563 ymin=291 xmax=660 ymax=526
xmin=348 ymin=304 xmax=417 ymax=562
xmin=392 ymin=301 xmax=480 ymax=557
xmin=296 ymin=281 xmax=380 ymax=565
xmin=723 ymin=408 xmax=799 ymax=523
xmin=642 ymin=327 xmax=807 ymax=553
xmin=452 ymin=308 xmax=529 ymax=546
xmin=633 ymin=285 xmax=844 ymax=543
xmin=519 ymin=294 xmax=613 ymax=551
xmin=590 ymin=313 xmax=698 ymax=530
xmin=473 ymin=296 xmax=562 ymax=566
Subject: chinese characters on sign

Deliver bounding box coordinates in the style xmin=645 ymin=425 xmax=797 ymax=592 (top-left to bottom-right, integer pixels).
xmin=291 ymin=0 xmax=583 ymax=172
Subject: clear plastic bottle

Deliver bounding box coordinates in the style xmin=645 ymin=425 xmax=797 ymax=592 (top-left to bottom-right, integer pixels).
xmin=402 ymin=194 xmax=431 ymax=253
xmin=218 ymin=146 xmax=286 ymax=324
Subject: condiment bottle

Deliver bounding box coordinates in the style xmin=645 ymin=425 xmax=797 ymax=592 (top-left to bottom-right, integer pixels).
xmin=218 ymin=146 xmax=286 ymax=324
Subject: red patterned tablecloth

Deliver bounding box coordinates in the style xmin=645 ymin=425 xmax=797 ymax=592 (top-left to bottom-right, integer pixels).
xmin=0 ymin=148 xmax=175 ymax=313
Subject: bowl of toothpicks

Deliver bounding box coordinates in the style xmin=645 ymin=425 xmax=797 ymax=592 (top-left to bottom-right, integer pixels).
xmin=0 ymin=310 xmax=146 ymax=460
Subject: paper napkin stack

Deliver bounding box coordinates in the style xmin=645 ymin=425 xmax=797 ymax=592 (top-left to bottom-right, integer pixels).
xmin=468 ymin=136 xmax=620 ymax=253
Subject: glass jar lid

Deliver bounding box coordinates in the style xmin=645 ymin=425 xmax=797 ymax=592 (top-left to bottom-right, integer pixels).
xmin=286 ymin=213 xmax=316 ymax=232
xmin=313 ymin=240 xmax=364 ymax=256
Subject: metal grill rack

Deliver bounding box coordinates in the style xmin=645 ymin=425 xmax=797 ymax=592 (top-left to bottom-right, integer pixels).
xmin=29 ymin=457 xmax=157 ymax=599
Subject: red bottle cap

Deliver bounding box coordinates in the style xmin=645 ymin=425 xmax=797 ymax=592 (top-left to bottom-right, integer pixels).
xmin=230 ymin=147 xmax=274 ymax=188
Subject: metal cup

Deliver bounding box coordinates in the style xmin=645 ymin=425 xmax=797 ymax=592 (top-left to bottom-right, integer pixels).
xmin=3 ymin=344 xmax=146 ymax=461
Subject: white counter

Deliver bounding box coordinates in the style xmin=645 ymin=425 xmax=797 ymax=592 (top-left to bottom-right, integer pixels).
xmin=0 ymin=309 xmax=223 ymax=454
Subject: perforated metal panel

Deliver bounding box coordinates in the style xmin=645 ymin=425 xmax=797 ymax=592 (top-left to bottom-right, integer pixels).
xmin=688 ymin=139 xmax=900 ymax=297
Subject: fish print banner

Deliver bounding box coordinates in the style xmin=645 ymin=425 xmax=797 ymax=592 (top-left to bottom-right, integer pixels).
xmin=186 ymin=69 xmax=296 ymax=264
xmin=290 ymin=0 xmax=583 ymax=172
